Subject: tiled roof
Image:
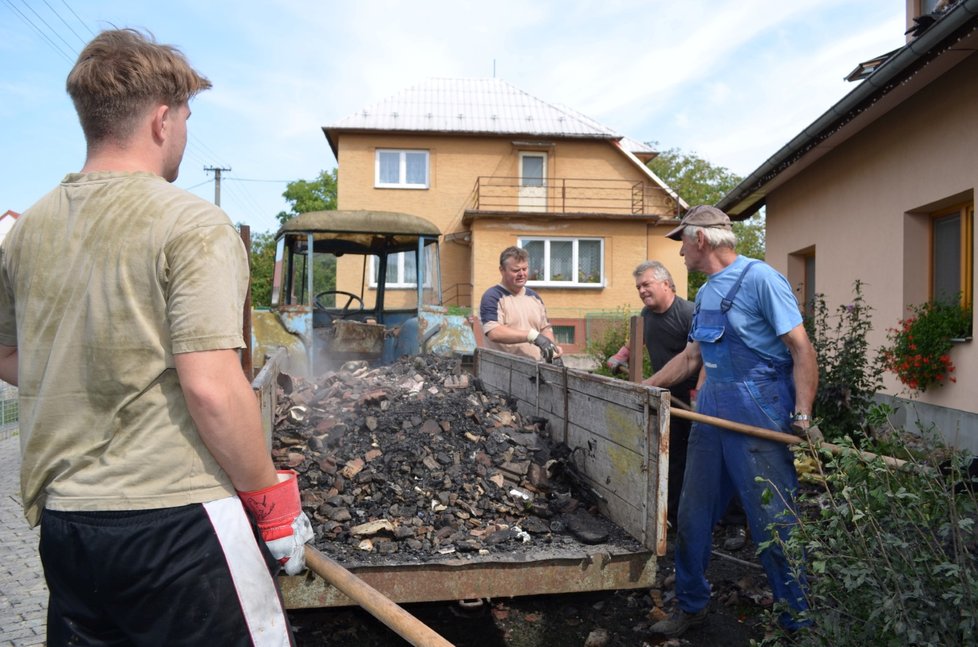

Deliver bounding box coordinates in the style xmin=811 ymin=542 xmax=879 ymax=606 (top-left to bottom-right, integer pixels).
xmin=326 ymin=78 xmax=647 ymax=147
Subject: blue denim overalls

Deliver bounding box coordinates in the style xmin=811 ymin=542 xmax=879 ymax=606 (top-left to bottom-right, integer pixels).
xmin=675 ymin=261 xmax=809 ymax=629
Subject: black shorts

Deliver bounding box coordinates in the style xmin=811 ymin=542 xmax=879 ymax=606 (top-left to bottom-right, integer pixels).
xmin=40 ymin=497 xmax=295 ymax=646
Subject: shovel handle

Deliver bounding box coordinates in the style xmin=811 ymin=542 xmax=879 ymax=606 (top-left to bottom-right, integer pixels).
xmin=670 ymin=406 xmax=803 ymax=445
xmin=669 ymin=403 xmax=907 ymax=468
xmin=303 ymin=545 xmax=454 ymax=647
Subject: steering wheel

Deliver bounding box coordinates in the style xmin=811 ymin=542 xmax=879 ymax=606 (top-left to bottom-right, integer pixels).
xmin=314 ymin=290 xmax=364 ymax=314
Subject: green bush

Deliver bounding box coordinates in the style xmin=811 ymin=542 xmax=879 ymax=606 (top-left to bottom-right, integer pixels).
xmin=761 ymin=427 xmax=978 ymax=646
xmin=585 ymin=308 xmax=630 ymax=378
xmin=804 ymin=281 xmax=885 ymax=444
xmin=754 ymin=282 xmax=978 ymax=645
xmin=584 ymin=308 xmax=650 ymax=379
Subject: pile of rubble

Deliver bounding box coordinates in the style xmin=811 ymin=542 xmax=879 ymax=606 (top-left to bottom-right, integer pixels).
xmin=271 ymin=355 xmax=640 ymax=565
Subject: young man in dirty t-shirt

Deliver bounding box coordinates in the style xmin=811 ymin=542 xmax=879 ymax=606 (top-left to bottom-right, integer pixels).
xmin=0 ymin=29 xmax=311 ymax=646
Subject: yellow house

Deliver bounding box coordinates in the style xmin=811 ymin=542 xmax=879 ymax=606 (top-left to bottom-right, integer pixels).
xmin=718 ymin=0 xmax=978 ymax=451
xmin=323 ymin=78 xmax=688 ymax=353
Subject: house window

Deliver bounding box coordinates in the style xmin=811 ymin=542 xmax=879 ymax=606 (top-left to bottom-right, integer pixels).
xmin=375 ymin=149 xmax=429 ymax=188
xmin=552 ymin=325 xmax=575 ymax=345
xmin=518 ymin=237 xmax=603 ymax=286
xmin=788 ymin=247 xmax=815 ymax=318
xmin=932 ymin=205 xmax=973 ymax=308
xmin=370 ymin=251 xmax=419 ymax=288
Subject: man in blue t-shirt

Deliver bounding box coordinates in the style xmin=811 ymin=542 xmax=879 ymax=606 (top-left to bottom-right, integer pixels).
xmin=645 ymin=205 xmax=820 ymax=638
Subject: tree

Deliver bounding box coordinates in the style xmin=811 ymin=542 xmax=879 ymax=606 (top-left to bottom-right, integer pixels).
xmin=275 ymin=168 xmax=338 ymax=225
xmin=648 ymin=145 xmax=742 ymax=207
xmin=248 ymin=230 xmax=277 ymax=308
xmin=646 ymin=146 xmax=763 ymax=298
xmin=248 ymin=169 xmax=339 ymax=307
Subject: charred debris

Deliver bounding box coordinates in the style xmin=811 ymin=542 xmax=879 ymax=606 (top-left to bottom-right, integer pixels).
xmin=271 ymin=355 xmax=640 ymax=565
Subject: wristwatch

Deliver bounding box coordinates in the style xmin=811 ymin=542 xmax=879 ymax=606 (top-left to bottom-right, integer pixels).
xmin=791 ymin=412 xmax=810 ymax=423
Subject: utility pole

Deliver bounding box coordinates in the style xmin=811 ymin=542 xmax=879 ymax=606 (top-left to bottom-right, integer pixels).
xmin=203 ymin=166 xmax=231 ymax=206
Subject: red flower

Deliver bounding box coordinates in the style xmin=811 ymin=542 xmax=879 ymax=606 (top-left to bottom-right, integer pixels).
xmin=882 ymin=301 xmax=970 ymax=392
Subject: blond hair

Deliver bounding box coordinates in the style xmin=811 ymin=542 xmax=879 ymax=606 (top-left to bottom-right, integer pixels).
xmin=66 ymin=29 xmax=212 ymax=145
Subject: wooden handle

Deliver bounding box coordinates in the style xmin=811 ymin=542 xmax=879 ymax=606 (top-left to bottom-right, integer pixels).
xmin=303 ymin=545 xmax=455 ymax=647
xmin=669 ymin=403 xmax=907 ymax=468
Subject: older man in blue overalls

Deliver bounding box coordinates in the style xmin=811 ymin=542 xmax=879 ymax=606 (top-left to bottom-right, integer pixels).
xmin=644 ymin=205 xmax=819 ymax=637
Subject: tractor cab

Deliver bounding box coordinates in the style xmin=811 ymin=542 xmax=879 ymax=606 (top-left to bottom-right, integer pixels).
xmin=252 ymin=210 xmax=474 ymax=377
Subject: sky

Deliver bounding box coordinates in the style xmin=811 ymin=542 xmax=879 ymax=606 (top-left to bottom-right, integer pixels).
xmin=1 ymin=0 xmax=907 ymax=235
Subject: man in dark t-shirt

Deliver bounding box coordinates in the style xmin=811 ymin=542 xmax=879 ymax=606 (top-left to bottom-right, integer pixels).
xmin=632 ymin=261 xmax=696 ymax=524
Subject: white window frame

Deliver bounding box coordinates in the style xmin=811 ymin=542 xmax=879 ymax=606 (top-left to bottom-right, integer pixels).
xmin=518 ymin=237 xmax=605 ymax=288
xmin=375 ymin=149 xmax=429 ymax=189
xmin=369 ymin=252 xmax=432 ymax=289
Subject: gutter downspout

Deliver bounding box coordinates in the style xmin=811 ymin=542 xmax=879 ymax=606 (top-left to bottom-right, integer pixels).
xmin=717 ymin=0 xmax=978 ymax=217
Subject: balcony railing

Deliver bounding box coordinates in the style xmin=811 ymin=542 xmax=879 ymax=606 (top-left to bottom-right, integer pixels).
xmin=469 ymin=176 xmax=677 ymax=216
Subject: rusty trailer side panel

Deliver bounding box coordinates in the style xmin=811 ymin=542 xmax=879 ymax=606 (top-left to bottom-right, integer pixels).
xmin=255 ymin=347 xmax=669 ymax=609
xmin=280 ymin=547 xmax=655 ymax=609
xmin=474 ymin=349 xmax=669 ymax=557
xmin=253 ymin=346 xmax=288 ymax=451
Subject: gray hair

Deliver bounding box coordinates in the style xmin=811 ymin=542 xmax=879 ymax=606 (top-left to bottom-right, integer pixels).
xmin=633 ymin=260 xmax=676 ymax=291
xmin=683 ymin=224 xmax=737 ymax=249
xmin=499 ymin=246 xmax=529 ymax=266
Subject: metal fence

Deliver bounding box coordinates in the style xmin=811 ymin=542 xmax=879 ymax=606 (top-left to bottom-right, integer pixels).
xmin=470 ymin=176 xmax=680 ymax=217
xmin=0 ymin=381 xmax=18 ymax=440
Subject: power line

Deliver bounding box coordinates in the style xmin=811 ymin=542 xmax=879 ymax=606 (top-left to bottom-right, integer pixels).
xmin=8 ymin=0 xmax=282 ymax=227
xmin=224 ymin=177 xmax=292 ymax=183
xmin=3 ymin=0 xmax=74 ymax=63
xmin=22 ymin=0 xmax=79 ymax=56
xmin=183 ymin=142 xmax=215 ymax=171
xmin=59 ymin=0 xmax=95 ymax=38
xmin=190 ymin=134 xmax=230 ymax=168
xmin=222 ymin=175 xmax=273 ymax=221
xmin=43 ymin=0 xmax=88 ymax=46
xmin=183 ymin=179 xmax=213 ymax=191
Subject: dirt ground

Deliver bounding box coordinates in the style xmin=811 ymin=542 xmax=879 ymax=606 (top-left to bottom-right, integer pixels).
xmin=287 ymin=524 xmax=771 ymax=647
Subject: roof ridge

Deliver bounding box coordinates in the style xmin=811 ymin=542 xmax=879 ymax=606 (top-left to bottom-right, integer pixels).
xmin=325 ymin=77 xmax=625 ymax=140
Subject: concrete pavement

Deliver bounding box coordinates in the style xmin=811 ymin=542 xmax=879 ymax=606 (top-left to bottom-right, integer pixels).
xmin=0 ymin=433 xmax=46 ymax=646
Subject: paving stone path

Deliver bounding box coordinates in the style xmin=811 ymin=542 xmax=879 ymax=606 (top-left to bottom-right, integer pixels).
xmin=0 ymin=433 xmax=46 ymax=646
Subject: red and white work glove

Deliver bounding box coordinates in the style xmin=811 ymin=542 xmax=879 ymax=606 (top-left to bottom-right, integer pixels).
xmin=606 ymin=345 xmax=630 ymax=373
xmin=238 ymin=470 xmax=314 ymax=576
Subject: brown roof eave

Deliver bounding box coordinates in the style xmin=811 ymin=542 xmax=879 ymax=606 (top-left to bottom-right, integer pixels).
xmin=322 ymin=126 xmax=339 ymax=159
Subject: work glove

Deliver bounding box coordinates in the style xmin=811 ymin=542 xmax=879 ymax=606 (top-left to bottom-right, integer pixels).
xmin=238 ymin=470 xmax=314 ymax=575
xmin=791 ymin=421 xmax=824 ymax=445
xmin=606 ymin=345 xmax=630 ymax=373
xmin=527 ymin=329 xmax=557 ymax=363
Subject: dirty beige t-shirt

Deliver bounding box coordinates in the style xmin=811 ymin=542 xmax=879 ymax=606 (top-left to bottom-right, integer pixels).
xmin=479 ymin=284 xmax=552 ymax=360
xmin=0 ymin=172 xmax=247 ymax=526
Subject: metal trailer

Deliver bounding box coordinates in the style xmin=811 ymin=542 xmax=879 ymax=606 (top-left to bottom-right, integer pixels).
xmin=254 ymin=347 xmax=671 ymax=609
